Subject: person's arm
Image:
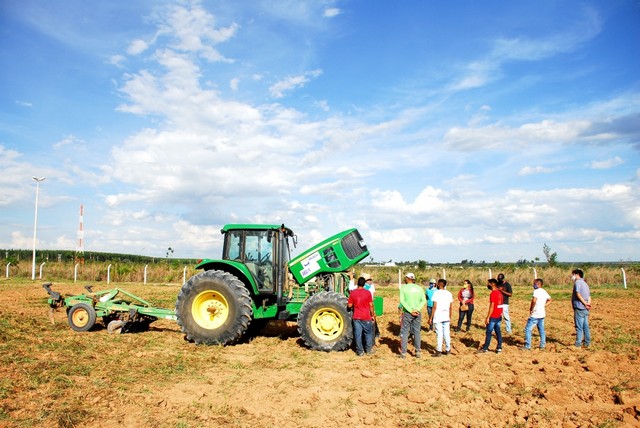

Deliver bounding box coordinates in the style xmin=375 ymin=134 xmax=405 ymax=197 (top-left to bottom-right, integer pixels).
xmin=448 ymin=299 xmax=453 ymax=320
xmin=429 ymin=301 xmax=438 ymax=324
xmin=575 ymin=291 xmax=591 ymax=308
xmin=529 ymin=297 xmax=536 ymax=314
xmin=545 ymin=297 xmax=552 ymax=307
xmin=500 ymin=285 xmax=513 ymax=297
xmin=369 ymin=297 xmax=375 ymax=319
xmin=485 ymin=299 xmax=494 ymax=325
xmin=458 ymin=289 xmax=464 ymax=303
xmin=347 ymin=295 xmax=354 ymax=309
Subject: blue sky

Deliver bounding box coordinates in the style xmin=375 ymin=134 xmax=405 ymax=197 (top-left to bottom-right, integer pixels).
xmin=1 ymin=0 xmax=639 ymax=263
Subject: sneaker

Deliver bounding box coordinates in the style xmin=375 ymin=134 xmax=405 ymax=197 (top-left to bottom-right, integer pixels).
xmin=445 ymin=350 xmax=451 ymax=356
xmin=415 ymin=352 xmax=421 ymax=359
xmin=366 ymin=348 xmax=376 ymax=355
xmin=356 ymin=352 xmax=364 ymax=357
xmin=518 ymin=346 xmax=530 ymax=351
xmin=496 ymin=348 xmax=502 ymax=354
xmin=476 ymin=348 xmax=488 ymax=354
xmin=398 ymin=353 xmax=406 ymax=359
xmin=432 ymin=351 xmax=442 ymax=358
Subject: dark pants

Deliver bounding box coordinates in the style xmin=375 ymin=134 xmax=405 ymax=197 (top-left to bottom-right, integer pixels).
xmin=426 ymin=306 xmax=433 ymax=330
xmin=400 ymin=312 xmax=422 ymax=355
xmin=353 ymin=319 xmax=374 ymax=355
xmin=457 ymin=304 xmax=474 ymax=331
xmin=482 ymin=317 xmax=503 ymax=351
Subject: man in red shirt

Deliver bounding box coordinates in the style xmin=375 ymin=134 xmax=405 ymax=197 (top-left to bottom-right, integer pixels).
xmin=477 ymin=278 xmax=504 ymax=354
xmin=347 ymin=276 xmax=375 ymax=356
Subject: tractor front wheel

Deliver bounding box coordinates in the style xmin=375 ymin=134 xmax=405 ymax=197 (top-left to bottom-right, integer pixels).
xmin=175 ymin=270 xmax=253 ymax=345
xmin=297 ymin=291 xmax=353 ymax=352
xmin=67 ymin=303 xmax=97 ymax=332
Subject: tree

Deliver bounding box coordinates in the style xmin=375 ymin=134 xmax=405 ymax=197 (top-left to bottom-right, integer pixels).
xmin=543 ymin=243 xmax=558 ymax=266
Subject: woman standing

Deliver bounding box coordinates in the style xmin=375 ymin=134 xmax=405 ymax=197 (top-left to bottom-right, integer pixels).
xmin=456 ymin=280 xmax=475 ymax=332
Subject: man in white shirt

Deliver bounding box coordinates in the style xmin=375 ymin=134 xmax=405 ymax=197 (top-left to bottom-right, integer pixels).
xmin=520 ymin=278 xmax=552 ymax=350
xmin=428 ymin=279 xmax=453 ymax=357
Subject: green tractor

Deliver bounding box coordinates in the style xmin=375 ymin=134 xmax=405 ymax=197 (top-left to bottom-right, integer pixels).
xmin=175 ymin=224 xmax=382 ymax=351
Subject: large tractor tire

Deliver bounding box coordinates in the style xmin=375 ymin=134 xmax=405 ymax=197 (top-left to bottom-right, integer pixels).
xmin=175 ymin=270 xmax=253 ymax=345
xmin=297 ymin=291 xmax=353 ymax=352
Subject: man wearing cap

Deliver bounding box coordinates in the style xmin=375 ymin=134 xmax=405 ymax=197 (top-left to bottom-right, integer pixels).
xmin=398 ymin=273 xmax=426 ymax=358
xmin=348 ymin=272 xmax=375 ymax=296
xmin=425 ymin=278 xmax=437 ymax=332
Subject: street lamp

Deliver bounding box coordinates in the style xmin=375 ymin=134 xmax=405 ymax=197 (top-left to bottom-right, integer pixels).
xmin=31 ymin=176 xmax=46 ymax=280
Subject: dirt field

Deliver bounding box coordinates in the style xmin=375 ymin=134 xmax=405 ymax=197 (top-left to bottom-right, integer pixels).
xmin=1 ymin=280 xmax=639 ymax=427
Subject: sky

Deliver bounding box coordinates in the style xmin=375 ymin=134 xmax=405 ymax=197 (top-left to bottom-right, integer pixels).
xmin=1 ymin=0 xmax=639 ymax=264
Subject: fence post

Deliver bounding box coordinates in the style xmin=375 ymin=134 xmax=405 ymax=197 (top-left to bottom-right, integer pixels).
xmin=533 ymin=268 xmax=537 ymax=281
xmin=107 ymin=264 xmax=112 ymax=284
xmin=5 ymin=262 xmax=10 ymax=278
xmin=144 ymin=264 xmax=148 ymax=285
xmin=74 ymin=263 xmax=79 ymax=283
xmin=622 ymin=268 xmax=627 ymax=290
xmin=39 ymin=262 xmax=46 ymax=279
xmin=489 ymin=268 xmax=492 ymax=279
xmin=398 ymin=269 xmax=401 ymax=287
xmin=442 ymin=268 xmax=446 ymax=280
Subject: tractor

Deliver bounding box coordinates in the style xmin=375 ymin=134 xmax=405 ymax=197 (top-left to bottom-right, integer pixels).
xmin=175 ymin=224 xmax=382 ymax=351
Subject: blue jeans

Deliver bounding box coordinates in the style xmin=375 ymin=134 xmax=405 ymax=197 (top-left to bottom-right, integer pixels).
xmin=400 ymin=312 xmax=422 ymax=354
xmin=434 ymin=321 xmax=451 ymax=352
xmin=482 ymin=317 xmax=503 ymax=351
xmin=574 ymin=309 xmax=591 ymax=347
xmin=524 ymin=317 xmax=546 ymax=349
xmin=426 ymin=306 xmax=433 ymax=330
xmin=353 ymin=319 xmax=374 ymax=354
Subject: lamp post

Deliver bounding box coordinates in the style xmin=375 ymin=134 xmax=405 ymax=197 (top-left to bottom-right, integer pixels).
xmin=31 ymin=176 xmax=46 ymax=280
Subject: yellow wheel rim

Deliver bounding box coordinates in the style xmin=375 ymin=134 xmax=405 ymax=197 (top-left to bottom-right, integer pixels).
xmin=310 ymin=307 xmax=344 ymax=341
xmin=72 ymin=308 xmax=90 ymax=327
xmin=192 ymin=290 xmax=229 ymax=330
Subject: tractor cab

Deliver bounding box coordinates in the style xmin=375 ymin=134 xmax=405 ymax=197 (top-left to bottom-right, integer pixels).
xmin=221 ymin=224 xmax=293 ymax=293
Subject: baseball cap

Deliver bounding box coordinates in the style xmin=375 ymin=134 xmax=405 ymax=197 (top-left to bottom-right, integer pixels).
xmin=429 ymin=278 xmax=436 ymax=284
xmin=405 ymin=272 xmax=415 ymax=279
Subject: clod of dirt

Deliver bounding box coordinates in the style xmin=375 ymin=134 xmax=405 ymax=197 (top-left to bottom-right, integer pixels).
xmin=358 ymin=392 xmax=380 ymax=405
xmin=361 ymin=370 xmax=375 ymax=378
xmin=406 ymin=391 xmax=426 ymax=403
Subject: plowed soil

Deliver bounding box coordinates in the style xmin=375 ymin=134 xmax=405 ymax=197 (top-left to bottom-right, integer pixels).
xmin=1 ymin=281 xmax=639 ymax=427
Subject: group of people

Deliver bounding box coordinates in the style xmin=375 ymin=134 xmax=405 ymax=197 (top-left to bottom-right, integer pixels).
xmin=348 ymin=268 xmax=593 ymax=357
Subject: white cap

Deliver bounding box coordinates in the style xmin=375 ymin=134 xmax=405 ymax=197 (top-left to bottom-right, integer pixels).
xmin=405 ymin=272 xmax=415 ymax=279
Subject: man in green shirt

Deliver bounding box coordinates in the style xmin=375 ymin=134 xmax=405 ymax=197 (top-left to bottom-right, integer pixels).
xmin=398 ymin=273 xmax=427 ymax=358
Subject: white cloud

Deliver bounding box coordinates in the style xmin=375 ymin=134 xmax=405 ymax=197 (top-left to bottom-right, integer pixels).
xmin=127 ymin=39 xmax=149 ymax=55
xmin=323 ymin=8 xmax=341 ymax=18
xmin=15 ymin=100 xmax=33 ymax=108
xmin=518 ymin=166 xmax=556 ymax=176
xmin=445 ymin=119 xmax=591 ymax=152
xmin=269 ymin=69 xmax=322 ymax=98
xmin=449 ymin=7 xmax=602 ymax=93
xmin=230 ymin=77 xmax=239 ymax=91
xmin=53 ymin=135 xmax=84 ymax=149
xmin=588 ymin=156 xmax=624 ymax=169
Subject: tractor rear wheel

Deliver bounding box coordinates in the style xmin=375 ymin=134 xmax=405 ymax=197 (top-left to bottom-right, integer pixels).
xmin=67 ymin=303 xmax=97 ymax=332
xmin=175 ymin=270 xmax=253 ymax=345
xmin=297 ymin=291 xmax=353 ymax=352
